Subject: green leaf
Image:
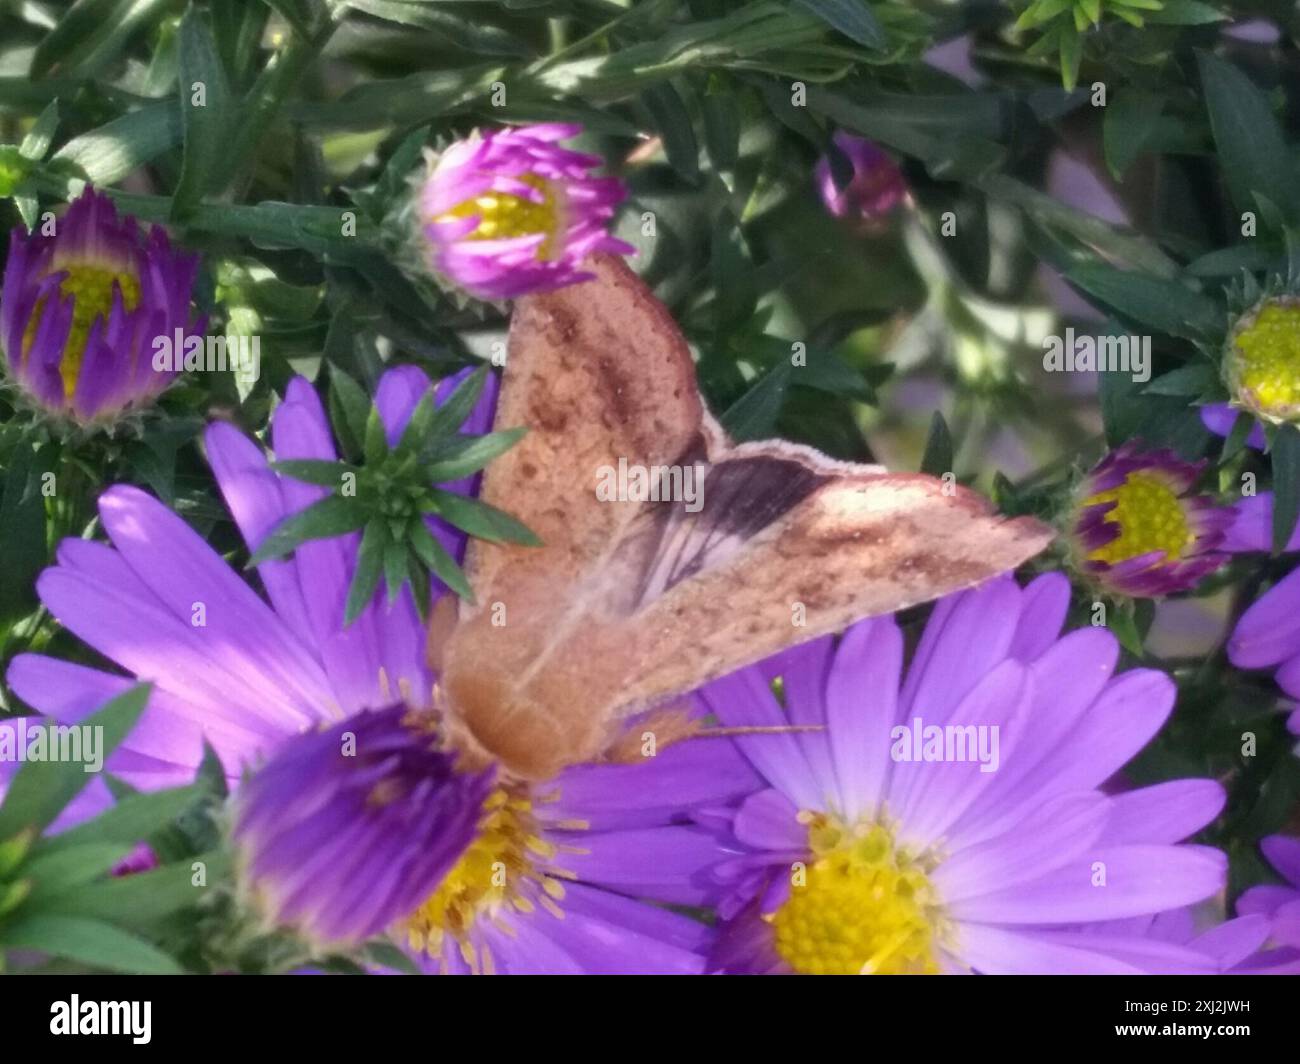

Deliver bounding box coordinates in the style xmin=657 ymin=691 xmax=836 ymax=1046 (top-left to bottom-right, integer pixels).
xmin=1197 ymin=51 xmax=1295 ymax=222
xmin=0 ymin=685 xmax=151 ymax=841
xmin=409 ymin=520 xmax=474 ymax=601
xmin=702 ymin=82 xmax=740 ymax=174
xmin=329 ymin=368 xmax=372 ymax=462
xmin=425 ymin=367 xmax=488 ymax=440
xmin=19 ymin=100 xmax=60 ymax=162
xmin=382 ymin=539 xmax=409 ymax=607
xmin=33 ymin=785 xmax=203 ymax=856
xmin=364 ymin=404 xmax=390 ymax=466
xmin=2 ymin=914 xmax=182 ymax=974
xmin=21 ymin=843 xmax=132 ymax=900
xmin=1271 ymin=424 xmax=1300 ymax=554
xmin=0 ymin=440 xmax=53 ymax=627
xmin=1103 ymin=89 xmax=1164 ymax=179
xmin=722 ymin=363 xmax=793 ymax=441
xmin=1065 ymin=263 xmax=1221 ymax=340
xmin=269 ymin=459 xmax=354 ymax=488
xmin=344 ymin=520 xmax=388 ymax=625
xmin=50 ymin=101 xmax=182 ymax=186
xmin=794 ymin=0 xmax=885 ymax=49
xmin=423 ymin=428 xmax=527 ymax=482
xmin=172 ymin=8 xmax=234 ymax=221
xmin=920 ymin=412 xmax=954 ymax=477
xmin=643 ymin=82 xmax=700 ymax=185
xmin=429 ymin=493 xmax=541 ymax=546
xmin=247 ymin=495 xmax=368 ymax=566
xmin=1142 ymin=363 xmax=1218 ymax=397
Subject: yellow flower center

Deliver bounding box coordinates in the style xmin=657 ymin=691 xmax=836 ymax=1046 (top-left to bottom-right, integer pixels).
xmin=1230 ymin=300 xmax=1300 ymax=420
xmin=1083 ymin=472 xmax=1193 ymax=565
xmin=22 ymin=262 xmax=141 ymax=399
xmin=402 ymin=784 xmax=574 ymax=974
xmin=435 ymin=173 xmax=564 ymax=260
xmin=770 ymin=814 xmax=942 ymax=975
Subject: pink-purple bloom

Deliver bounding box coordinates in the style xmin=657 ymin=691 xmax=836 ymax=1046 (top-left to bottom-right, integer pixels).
xmin=0 ymin=187 xmax=202 ymax=425
xmin=695 ymin=574 xmax=1230 ymax=974
xmin=1069 ymin=443 xmax=1232 ymax=598
xmin=420 ymin=123 xmax=634 ymax=300
xmin=815 ymin=132 xmax=908 ymax=230
xmin=3 ymin=364 xmax=749 ymax=974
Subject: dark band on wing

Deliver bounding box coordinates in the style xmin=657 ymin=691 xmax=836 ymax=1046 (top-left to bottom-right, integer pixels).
xmin=633 ymin=449 xmax=823 ymax=605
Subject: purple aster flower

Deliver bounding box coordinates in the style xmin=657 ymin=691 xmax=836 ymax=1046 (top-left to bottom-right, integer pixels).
xmin=1236 ymin=836 xmax=1300 ymax=960
xmin=0 ymin=187 xmax=202 ymax=425
xmin=232 ymin=705 xmax=493 ymax=948
xmin=814 ymin=132 xmax=908 ymax=232
xmin=420 ymin=123 xmax=634 ymax=300
xmin=5 ymin=363 xmax=753 ymax=974
xmin=1225 ymin=296 xmax=1300 ymax=425
xmin=695 ymin=574 xmax=1228 ymax=974
xmin=1069 ymin=442 xmax=1232 ymax=598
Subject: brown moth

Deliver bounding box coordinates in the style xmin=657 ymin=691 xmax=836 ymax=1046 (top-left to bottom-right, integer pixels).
xmin=433 ymin=254 xmax=1054 ymax=780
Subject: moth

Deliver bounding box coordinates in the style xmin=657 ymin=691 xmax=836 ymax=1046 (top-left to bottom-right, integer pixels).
xmin=432 ymin=255 xmax=1054 ymax=780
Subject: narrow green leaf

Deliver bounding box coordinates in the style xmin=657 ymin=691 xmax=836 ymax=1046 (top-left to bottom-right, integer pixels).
xmin=247 ymin=496 xmax=368 ymax=566
xmin=172 ymin=9 xmax=234 ymax=221
xmin=329 ymin=367 xmax=372 ymax=462
xmin=364 ymin=404 xmax=390 ymax=466
xmin=429 ymin=493 xmax=541 ymax=546
xmin=1272 ymin=424 xmax=1300 ymax=554
xmin=51 ymin=101 xmax=182 ymax=185
xmin=425 ymin=366 xmax=488 ymax=440
xmin=19 ymin=100 xmax=60 ymax=162
xmin=269 ymin=459 xmax=354 ymax=488
xmin=423 ymin=428 xmax=527 ymax=482
xmin=409 ymin=520 xmax=474 ymax=602
xmin=343 ymin=520 xmax=387 ymax=625
xmin=643 ymin=82 xmax=700 ymax=185
xmin=33 ymin=785 xmax=203 ymax=856
xmin=1198 ymin=51 xmax=1295 ymax=221
xmin=0 ymin=685 xmax=151 ymax=841
xmin=794 ymin=0 xmax=885 ymax=49
xmin=722 ymin=363 xmax=792 ymax=441
xmin=2 ymin=914 xmax=182 ymax=974
xmin=920 ymin=412 xmax=954 ymax=477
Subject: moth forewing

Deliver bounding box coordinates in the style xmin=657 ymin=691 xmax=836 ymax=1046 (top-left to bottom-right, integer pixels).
xmin=435 ymin=255 xmax=1055 ymax=781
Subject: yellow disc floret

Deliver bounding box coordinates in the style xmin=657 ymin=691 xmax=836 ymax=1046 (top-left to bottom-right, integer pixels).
xmin=770 ymin=814 xmax=942 ymax=975
xmin=434 ymin=173 xmax=564 ymax=260
xmin=1083 ymin=472 xmax=1193 ymax=565
xmin=1229 ymin=299 xmax=1300 ymax=421
xmin=22 ymin=262 xmax=141 ymax=398
xmin=403 ymin=784 xmax=570 ymax=974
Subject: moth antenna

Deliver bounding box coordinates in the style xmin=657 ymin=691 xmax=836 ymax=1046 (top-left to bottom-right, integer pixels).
xmin=602 ymin=712 xmax=824 ymax=765
xmin=690 ymin=724 xmax=825 ymax=739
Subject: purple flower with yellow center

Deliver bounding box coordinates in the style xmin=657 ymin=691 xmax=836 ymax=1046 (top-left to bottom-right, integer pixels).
xmin=420 ymin=123 xmax=634 ymax=301
xmin=814 ymin=132 xmax=908 ymax=232
xmin=0 ymin=187 xmax=202 ymax=425
xmin=1068 ymin=442 xmax=1231 ymax=598
xmin=232 ymin=705 xmax=493 ymax=947
xmin=697 ymin=574 xmax=1228 ymax=975
xmin=4 ymin=364 xmax=751 ymax=974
